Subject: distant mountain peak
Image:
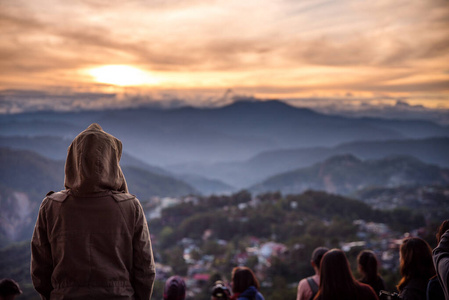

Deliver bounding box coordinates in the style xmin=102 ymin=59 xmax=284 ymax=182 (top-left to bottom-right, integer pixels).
xmin=222 ymin=99 xmax=318 ymax=115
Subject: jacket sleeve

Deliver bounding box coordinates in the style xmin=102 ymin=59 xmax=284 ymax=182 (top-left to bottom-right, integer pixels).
xmin=132 ymin=200 xmax=156 ymax=300
xmin=433 ymin=230 xmax=449 ymax=300
xmin=31 ymin=198 xmax=53 ymax=300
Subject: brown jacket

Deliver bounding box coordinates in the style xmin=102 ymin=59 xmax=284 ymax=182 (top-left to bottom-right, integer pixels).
xmin=31 ymin=123 xmax=155 ymax=300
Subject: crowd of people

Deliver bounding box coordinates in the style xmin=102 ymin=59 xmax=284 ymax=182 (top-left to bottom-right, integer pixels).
xmin=2 ymin=124 xmax=446 ymax=300
xmin=161 ymin=266 xmax=264 ymax=300
xmin=160 ymin=221 xmax=449 ymax=300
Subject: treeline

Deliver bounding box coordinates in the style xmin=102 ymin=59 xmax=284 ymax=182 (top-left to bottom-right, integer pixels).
xmin=152 ymin=190 xmax=425 ymax=245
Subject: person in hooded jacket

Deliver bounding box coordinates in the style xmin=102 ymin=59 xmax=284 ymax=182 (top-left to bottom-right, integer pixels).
xmin=31 ymin=123 xmax=156 ymax=300
xmin=230 ymin=267 xmax=264 ymax=300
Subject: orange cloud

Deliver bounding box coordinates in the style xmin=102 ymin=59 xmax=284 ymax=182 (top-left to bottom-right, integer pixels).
xmin=0 ymin=0 xmax=448 ymax=108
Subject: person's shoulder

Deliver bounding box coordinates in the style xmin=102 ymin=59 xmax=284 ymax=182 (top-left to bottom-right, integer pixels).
xmin=297 ymin=276 xmax=313 ymax=299
xmin=357 ymin=282 xmax=378 ymax=299
xmin=256 ymin=291 xmax=265 ymax=300
xmin=427 ymin=276 xmax=440 ymax=288
xmin=401 ymin=278 xmax=427 ymax=300
xmin=111 ymin=191 xmax=137 ymax=202
xmin=298 ymin=277 xmax=308 ymax=287
xmin=238 ymin=294 xmax=264 ymax=300
xmin=45 ymin=190 xmax=70 ymax=203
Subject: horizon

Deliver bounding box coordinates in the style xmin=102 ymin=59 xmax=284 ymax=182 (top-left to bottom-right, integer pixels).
xmin=2 ymin=95 xmax=449 ymax=125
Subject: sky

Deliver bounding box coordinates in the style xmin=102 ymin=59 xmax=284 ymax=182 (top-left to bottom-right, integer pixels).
xmin=1 ymin=0 xmax=449 ymax=115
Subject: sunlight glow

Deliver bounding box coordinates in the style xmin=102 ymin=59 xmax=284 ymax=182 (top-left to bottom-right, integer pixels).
xmin=88 ymin=65 xmax=159 ymax=86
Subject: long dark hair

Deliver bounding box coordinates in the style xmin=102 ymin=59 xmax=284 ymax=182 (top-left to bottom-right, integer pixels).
xmin=397 ymin=237 xmax=435 ymax=292
xmin=231 ymin=266 xmax=260 ymax=294
xmin=315 ymin=249 xmax=359 ymax=300
xmin=357 ymin=250 xmax=379 ymax=283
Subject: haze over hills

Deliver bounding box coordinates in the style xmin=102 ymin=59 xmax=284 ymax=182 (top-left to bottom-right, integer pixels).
xmin=0 ymin=135 xmax=171 ymax=177
xmin=0 ymin=135 xmax=233 ymax=194
xmin=167 ymin=137 xmax=449 ymax=187
xmin=0 ymin=148 xmax=63 ymax=244
xmin=1 ymin=100 xmax=448 ymax=166
xmin=174 ymin=173 xmax=234 ymax=195
xmin=250 ymin=154 xmax=449 ymax=196
xmin=0 ymin=147 xmax=197 ymax=244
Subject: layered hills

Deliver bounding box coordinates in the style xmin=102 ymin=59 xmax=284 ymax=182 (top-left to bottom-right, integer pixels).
xmin=0 ymin=147 xmax=197 ymax=244
xmin=2 ymin=100 xmax=448 ymax=166
xmin=1 ymin=99 xmax=448 ymax=243
xmin=167 ymin=137 xmax=449 ymax=187
xmin=250 ymin=154 xmax=449 ymax=195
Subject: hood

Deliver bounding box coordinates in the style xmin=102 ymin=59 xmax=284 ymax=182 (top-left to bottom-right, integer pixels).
xmin=64 ymin=123 xmax=128 ymax=195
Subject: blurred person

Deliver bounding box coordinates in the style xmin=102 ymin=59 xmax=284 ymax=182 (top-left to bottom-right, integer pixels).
xmin=296 ymin=247 xmax=329 ymax=300
xmin=357 ymin=250 xmax=386 ymax=295
xmin=164 ymin=276 xmax=186 ymax=300
xmin=211 ymin=280 xmax=231 ymax=300
xmin=427 ymin=220 xmax=449 ymax=300
xmin=0 ymin=279 xmax=22 ymax=300
xmin=230 ymin=267 xmax=264 ymax=300
xmin=433 ymin=221 xmax=449 ymax=300
xmin=398 ymin=237 xmax=435 ymax=300
xmin=314 ymin=249 xmax=378 ymax=300
xmin=31 ymin=123 xmax=155 ymax=300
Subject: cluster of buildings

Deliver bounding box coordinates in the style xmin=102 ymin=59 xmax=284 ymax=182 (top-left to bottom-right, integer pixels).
xmin=146 ymin=195 xmax=423 ymax=297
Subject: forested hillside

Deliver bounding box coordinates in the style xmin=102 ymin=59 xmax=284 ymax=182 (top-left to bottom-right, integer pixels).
xmin=251 ymin=154 xmax=449 ymax=195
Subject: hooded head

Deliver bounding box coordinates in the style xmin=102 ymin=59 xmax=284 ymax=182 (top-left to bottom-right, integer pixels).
xmin=64 ymin=123 xmax=128 ymax=195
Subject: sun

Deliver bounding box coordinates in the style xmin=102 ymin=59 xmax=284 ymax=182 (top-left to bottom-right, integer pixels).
xmin=88 ymin=65 xmax=158 ymax=86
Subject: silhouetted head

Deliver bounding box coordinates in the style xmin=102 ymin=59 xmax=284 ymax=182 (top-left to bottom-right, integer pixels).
xmin=231 ymin=267 xmax=259 ymax=294
xmin=311 ymin=247 xmax=329 ymax=271
xmin=397 ymin=237 xmax=435 ymax=292
xmin=357 ymin=250 xmax=379 ymax=282
xmin=0 ymin=278 xmax=22 ymax=300
xmin=317 ymin=249 xmax=358 ymax=299
xmin=436 ymin=220 xmax=449 ymax=243
xmin=65 ymin=123 xmax=128 ymax=195
xmin=164 ymin=276 xmax=186 ymax=300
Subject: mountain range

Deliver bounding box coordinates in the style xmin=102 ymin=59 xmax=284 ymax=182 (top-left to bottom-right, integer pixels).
xmin=166 ymin=137 xmax=449 ymax=187
xmin=250 ymin=154 xmax=449 ymax=196
xmin=2 ymin=100 xmax=448 ymax=167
